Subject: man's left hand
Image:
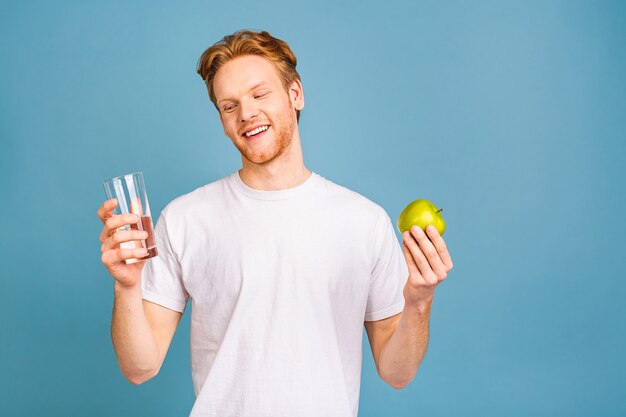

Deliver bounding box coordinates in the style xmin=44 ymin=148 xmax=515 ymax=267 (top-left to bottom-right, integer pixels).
xmin=401 ymin=225 xmax=454 ymax=310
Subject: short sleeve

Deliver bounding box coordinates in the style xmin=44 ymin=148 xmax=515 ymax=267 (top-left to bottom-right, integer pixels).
xmin=141 ymin=209 xmax=189 ymax=313
xmin=364 ymin=211 xmax=407 ymax=321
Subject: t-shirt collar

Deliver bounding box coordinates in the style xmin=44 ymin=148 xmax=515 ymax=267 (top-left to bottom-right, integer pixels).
xmin=230 ymin=170 xmax=320 ymax=201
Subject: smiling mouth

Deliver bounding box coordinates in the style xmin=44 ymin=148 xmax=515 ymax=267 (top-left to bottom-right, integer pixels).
xmin=243 ymin=125 xmax=270 ymax=138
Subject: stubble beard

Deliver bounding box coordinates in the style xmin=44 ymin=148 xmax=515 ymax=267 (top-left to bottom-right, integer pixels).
xmin=236 ymin=112 xmax=296 ymax=166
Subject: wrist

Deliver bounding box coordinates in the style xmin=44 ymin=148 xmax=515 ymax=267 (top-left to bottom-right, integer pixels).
xmin=404 ymin=296 xmax=434 ymax=316
xmin=114 ymin=280 xmax=142 ymax=296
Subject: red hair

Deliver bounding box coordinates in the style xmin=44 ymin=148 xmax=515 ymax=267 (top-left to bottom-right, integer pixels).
xmin=197 ymin=30 xmax=301 ymax=121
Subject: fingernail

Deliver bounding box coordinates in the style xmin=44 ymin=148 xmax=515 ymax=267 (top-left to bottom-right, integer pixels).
xmin=427 ymin=225 xmax=435 ymax=233
xmin=411 ymin=225 xmax=420 ymax=234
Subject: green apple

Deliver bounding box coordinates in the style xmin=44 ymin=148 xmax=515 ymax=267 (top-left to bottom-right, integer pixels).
xmin=397 ymin=199 xmax=446 ymax=235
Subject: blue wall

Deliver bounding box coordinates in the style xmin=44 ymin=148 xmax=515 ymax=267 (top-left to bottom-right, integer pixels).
xmin=1 ymin=1 xmax=625 ymax=416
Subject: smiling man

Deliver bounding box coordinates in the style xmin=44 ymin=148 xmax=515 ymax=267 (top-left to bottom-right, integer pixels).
xmin=97 ymin=30 xmax=453 ymax=417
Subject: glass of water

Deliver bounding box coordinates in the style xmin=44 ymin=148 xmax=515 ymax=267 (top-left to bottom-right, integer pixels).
xmin=103 ymin=172 xmax=158 ymax=264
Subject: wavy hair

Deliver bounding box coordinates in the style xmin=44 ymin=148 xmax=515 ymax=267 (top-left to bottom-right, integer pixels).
xmin=197 ymin=30 xmax=301 ymax=122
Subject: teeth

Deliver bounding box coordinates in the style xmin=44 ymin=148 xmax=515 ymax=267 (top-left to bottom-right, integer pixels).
xmin=244 ymin=125 xmax=269 ymax=137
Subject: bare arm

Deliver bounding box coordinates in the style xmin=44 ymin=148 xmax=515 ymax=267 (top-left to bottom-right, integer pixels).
xmin=365 ymin=224 xmax=453 ymax=389
xmin=112 ymin=283 xmax=182 ymax=385
xmin=365 ymin=301 xmax=432 ymax=389
xmin=98 ymin=199 xmax=182 ymax=385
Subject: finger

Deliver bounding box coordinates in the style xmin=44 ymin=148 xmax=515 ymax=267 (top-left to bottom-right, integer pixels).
xmin=410 ymin=226 xmax=448 ymax=281
xmin=402 ymin=241 xmax=425 ymax=284
xmin=100 ymin=213 xmax=140 ymax=244
xmin=403 ymin=231 xmax=438 ymax=285
xmin=97 ymin=199 xmax=118 ymax=223
xmin=102 ymin=246 xmax=149 ymax=266
xmin=425 ymin=225 xmax=454 ymax=272
xmin=101 ymin=229 xmax=149 ymax=252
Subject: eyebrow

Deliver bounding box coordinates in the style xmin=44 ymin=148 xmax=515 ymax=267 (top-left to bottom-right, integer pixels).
xmin=217 ymin=82 xmax=270 ymax=105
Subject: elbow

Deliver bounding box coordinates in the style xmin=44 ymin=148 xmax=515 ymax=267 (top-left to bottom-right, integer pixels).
xmin=388 ymin=379 xmax=411 ymax=390
xmin=126 ymin=375 xmax=150 ymax=386
xmin=380 ymin=369 xmax=416 ymax=390
xmin=123 ymin=367 xmax=159 ymax=386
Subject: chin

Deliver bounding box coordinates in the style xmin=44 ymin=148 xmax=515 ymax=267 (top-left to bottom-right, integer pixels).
xmin=235 ymin=127 xmax=293 ymax=165
xmin=245 ymin=152 xmax=280 ymax=165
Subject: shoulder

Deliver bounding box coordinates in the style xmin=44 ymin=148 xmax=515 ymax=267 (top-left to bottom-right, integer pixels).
xmin=160 ymin=173 xmax=234 ymax=220
xmin=315 ymin=173 xmax=390 ymax=222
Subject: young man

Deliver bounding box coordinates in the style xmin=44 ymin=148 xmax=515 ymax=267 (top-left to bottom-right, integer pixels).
xmin=97 ymin=30 xmax=453 ymax=417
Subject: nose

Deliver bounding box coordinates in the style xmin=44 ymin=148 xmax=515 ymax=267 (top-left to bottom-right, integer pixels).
xmin=238 ymin=97 xmax=259 ymax=122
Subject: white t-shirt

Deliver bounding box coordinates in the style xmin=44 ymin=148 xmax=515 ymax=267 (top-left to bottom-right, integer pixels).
xmin=141 ymin=171 xmax=407 ymax=417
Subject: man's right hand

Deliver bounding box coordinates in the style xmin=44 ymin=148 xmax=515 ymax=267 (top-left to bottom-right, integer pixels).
xmin=97 ymin=199 xmax=150 ymax=289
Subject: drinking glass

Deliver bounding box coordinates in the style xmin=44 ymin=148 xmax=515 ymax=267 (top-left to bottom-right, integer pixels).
xmin=103 ymin=172 xmax=158 ymax=264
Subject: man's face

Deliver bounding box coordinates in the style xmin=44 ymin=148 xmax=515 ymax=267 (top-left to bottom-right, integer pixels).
xmin=212 ymin=55 xmax=304 ymax=165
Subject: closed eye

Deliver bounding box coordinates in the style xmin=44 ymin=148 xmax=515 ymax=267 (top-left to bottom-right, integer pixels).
xmin=254 ymin=91 xmax=270 ymax=99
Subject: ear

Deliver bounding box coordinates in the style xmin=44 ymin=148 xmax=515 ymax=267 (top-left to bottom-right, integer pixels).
xmin=289 ymin=79 xmax=305 ymax=111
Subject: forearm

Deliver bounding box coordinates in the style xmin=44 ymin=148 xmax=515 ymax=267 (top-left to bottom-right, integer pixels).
xmin=378 ymin=299 xmax=432 ymax=389
xmin=111 ymin=282 xmax=160 ymax=384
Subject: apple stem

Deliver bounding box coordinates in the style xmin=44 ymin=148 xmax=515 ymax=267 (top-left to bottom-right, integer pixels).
xmin=437 ymin=208 xmax=444 ymax=214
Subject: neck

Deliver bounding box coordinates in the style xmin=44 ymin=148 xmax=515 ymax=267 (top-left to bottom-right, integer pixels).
xmin=238 ymin=131 xmax=311 ymax=191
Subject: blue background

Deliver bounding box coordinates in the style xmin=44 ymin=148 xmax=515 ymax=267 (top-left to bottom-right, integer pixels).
xmin=1 ymin=0 xmax=625 ymax=416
